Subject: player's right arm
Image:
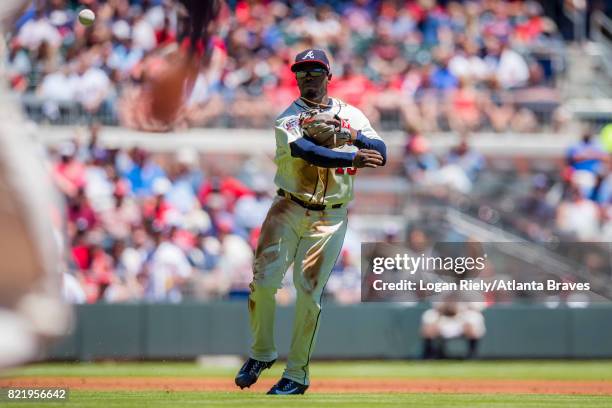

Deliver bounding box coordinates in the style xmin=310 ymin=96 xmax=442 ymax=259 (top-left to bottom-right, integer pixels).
xmin=290 ymin=137 xmax=355 ymax=168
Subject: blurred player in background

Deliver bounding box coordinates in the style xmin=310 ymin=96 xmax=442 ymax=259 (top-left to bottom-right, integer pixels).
xmin=119 ymin=0 xmax=223 ymax=131
xmin=0 ymin=0 xmax=222 ymax=369
xmin=421 ymin=301 xmax=486 ymax=359
xmin=0 ymin=1 xmax=71 ymax=368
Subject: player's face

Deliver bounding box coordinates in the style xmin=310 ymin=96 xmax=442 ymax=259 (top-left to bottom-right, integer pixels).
xmin=295 ymin=63 xmax=330 ymax=101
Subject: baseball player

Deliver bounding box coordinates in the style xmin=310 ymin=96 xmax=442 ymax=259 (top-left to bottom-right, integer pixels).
xmin=0 ymin=2 xmax=71 ymax=368
xmin=235 ymin=49 xmax=386 ymax=395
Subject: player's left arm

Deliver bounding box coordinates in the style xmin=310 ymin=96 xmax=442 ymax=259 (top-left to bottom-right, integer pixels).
xmin=346 ymin=109 xmax=387 ymax=166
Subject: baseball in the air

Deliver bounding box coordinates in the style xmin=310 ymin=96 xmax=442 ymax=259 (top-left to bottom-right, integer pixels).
xmin=78 ymin=9 xmax=95 ymax=26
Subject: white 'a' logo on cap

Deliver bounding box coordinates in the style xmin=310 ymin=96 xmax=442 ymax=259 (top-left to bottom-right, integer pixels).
xmin=302 ymin=50 xmax=315 ymax=60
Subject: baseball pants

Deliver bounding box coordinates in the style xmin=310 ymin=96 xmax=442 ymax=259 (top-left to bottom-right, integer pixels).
xmin=248 ymin=196 xmax=348 ymax=385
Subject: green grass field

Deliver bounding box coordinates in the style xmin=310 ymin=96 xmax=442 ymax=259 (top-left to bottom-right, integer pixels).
xmin=3 ymin=361 xmax=612 ymax=407
xmin=11 ymin=392 xmax=610 ymax=408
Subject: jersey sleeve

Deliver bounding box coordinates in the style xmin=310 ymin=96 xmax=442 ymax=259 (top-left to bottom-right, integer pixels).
xmin=275 ymin=115 xmax=302 ymax=145
xmin=345 ymin=104 xmax=386 ymax=165
xmin=349 ymin=105 xmax=382 ymax=141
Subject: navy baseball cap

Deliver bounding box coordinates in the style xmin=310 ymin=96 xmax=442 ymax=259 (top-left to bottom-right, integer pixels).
xmin=291 ymin=49 xmax=331 ymax=72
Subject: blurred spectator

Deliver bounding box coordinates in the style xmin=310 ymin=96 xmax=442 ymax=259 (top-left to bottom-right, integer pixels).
xmin=556 ymin=185 xmax=600 ymax=240
xmin=100 ymin=181 xmax=141 ymax=239
xmin=445 ymin=136 xmax=485 ymax=182
xmin=108 ymin=22 xmax=144 ymax=75
xmin=565 ymin=130 xmax=609 ymax=198
xmin=67 ymin=188 xmax=98 ymax=232
xmin=132 ymin=13 xmax=156 ymax=52
xmin=326 ymin=249 xmax=361 ymax=304
xmin=566 ymin=130 xmax=607 ymax=174
xmin=17 ymin=7 xmax=62 ymax=51
xmin=403 ymin=131 xmax=439 ymax=183
xmin=448 ymin=41 xmax=489 ymax=82
xmin=403 ymin=135 xmax=484 ymax=194
xmin=233 ymin=176 xmax=272 ymax=234
xmin=53 ymin=141 xmax=86 ymax=197
xmin=148 ymin=226 xmax=193 ymax=302
xmin=430 ymin=51 xmax=458 ymax=91
xmin=217 ymin=220 xmax=254 ymax=298
xmin=199 ymin=175 xmax=252 ymax=211
xmin=120 ymin=147 xmax=166 ymax=196
xmin=74 ymin=56 xmax=113 ymax=115
xmin=142 ymin=177 xmax=180 ymax=227
xmin=165 ymin=150 xmax=203 ymax=214
xmin=519 ymin=174 xmax=556 ymax=223
xmin=486 ymin=38 xmax=530 ymax=89
xmin=38 ymin=66 xmax=78 ymax=121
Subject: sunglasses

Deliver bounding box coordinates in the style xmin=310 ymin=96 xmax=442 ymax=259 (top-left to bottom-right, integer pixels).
xmin=295 ymin=68 xmax=328 ymax=79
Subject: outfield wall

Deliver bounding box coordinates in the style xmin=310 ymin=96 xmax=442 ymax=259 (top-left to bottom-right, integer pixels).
xmin=48 ymin=303 xmax=612 ymax=360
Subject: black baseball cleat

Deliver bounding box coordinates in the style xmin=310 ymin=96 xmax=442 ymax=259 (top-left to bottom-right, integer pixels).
xmin=235 ymin=358 xmax=276 ymax=389
xmin=266 ymin=378 xmax=309 ymax=395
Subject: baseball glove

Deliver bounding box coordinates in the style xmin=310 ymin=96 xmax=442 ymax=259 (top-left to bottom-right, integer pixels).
xmin=299 ymin=109 xmax=351 ymax=148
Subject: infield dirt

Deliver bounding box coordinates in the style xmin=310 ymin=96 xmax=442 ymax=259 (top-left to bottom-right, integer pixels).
xmin=2 ymin=377 xmax=612 ymax=395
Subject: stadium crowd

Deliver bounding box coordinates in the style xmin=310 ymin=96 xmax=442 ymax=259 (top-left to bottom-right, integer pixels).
xmin=537 ymin=127 xmax=612 ymax=242
xmin=7 ymin=0 xmax=607 ymax=304
xmin=57 ymin=122 xmax=612 ymax=305
xmin=57 ymin=123 xmax=262 ymax=303
xmin=6 ymin=0 xmax=565 ymax=131
xmin=401 ymin=124 xmax=612 ymax=245
xmin=56 ymin=124 xmax=365 ymax=304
